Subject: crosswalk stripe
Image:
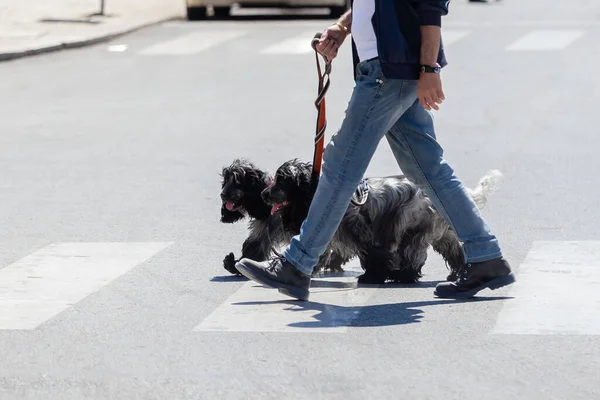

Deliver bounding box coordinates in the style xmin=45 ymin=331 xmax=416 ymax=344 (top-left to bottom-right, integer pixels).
xmin=195 ymin=265 xmax=378 ymax=332
xmin=442 ymin=29 xmax=471 ymax=46
xmin=259 ymin=33 xmax=316 ymax=55
xmin=0 ymin=242 xmax=172 ymax=330
xmin=132 ymin=27 xmax=591 ymax=58
xmin=492 ymin=241 xmax=600 ymax=335
xmin=138 ymin=30 xmax=246 ymax=55
xmin=505 ymin=29 xmax=584 ymax=51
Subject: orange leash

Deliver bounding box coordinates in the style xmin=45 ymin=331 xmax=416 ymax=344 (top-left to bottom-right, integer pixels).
xmin=309 ymin=32 xmax=332 ymax=194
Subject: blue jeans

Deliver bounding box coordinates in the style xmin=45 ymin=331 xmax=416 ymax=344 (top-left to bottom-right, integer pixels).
xmin=282 ymin=58 xmax=502 ymax=276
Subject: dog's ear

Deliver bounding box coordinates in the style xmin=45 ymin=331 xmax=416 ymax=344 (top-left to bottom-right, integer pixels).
xmin=295 ymin=162 xmax=312 ymax=189
xmin=245 ymin=168 xmax=268 ymax=193
xmin=219 ymin=167 xmax=229 ymax=186
xmin=220 ymin=203 xmax=245 ymax=223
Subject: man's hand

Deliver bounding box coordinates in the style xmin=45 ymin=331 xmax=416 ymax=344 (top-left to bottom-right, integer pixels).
xmin=315 ymin=24 xmax=348 ymax=62
xmin=418 ymin=25 xmax=445 ymax=111
xmin=417 ymin=71 xmax=445 ymax=111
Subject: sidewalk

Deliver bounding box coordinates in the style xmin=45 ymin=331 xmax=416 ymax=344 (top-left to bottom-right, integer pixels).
xmin=0 ymin=0 xmax=186 ymax=61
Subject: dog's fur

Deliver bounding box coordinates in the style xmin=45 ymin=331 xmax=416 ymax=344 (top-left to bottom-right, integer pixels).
xmin=219 ymin=159 xmax=286 ymax=275
xmin=219 ymin=159 xmax=344 ymax=276
xmin=261 ymin=159 xmax=503 ymax=284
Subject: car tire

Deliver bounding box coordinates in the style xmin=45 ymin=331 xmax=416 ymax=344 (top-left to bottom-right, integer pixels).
xmin=213 ymin=6 xmax=230 ymax=19
xmin=187 ymin=6 xmax=207 ymax=20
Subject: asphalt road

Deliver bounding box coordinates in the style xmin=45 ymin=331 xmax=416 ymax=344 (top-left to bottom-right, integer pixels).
xmin=1 ymin=0 xmax=600 ymax=399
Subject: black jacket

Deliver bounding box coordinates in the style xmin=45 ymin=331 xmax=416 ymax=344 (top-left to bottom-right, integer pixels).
xmin=351 ymin=0 xmax=450 ymax=80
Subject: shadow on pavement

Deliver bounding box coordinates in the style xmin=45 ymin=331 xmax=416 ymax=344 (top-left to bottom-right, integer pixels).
xmin=366 ymin=280 xmax=445 ymax=289
xmin=234 ymin=296 xmax=513 ymax=328
xmin=210 ymin=275 xmax=444 ymax=287
xmin=211 ymin=275 xmax=248 ymax=282
xmin=39 ymin=18 xmax=103 ymax=24
xmin=308 ymin=279 xmax=444 ymax=289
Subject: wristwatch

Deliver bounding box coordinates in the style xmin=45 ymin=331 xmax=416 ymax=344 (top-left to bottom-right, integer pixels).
xmin=420 ymin=65 xmax=441 ymax=74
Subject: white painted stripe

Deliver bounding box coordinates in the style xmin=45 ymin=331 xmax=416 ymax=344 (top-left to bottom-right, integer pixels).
xmin=511 ymin=20 xmax=598 ymax=28
xmin=442 ymin=29 xmax=471 ymax=46
xmin=107 ymin=44 xmax=128 ymax=52
xmin=195 ymin=265 xmax=378 ymax=332
xmin=506 ymin=29 xmax=584 ymax=51
xmin=493 ymin=241 xmax=600 ymax=335
xmin=259 ymin=33 xmax=315 ymax=55
xmin=0 ymin=242 xmax=172 ymax=330
xmin=139 ymin=30 xmax=246 ymax=55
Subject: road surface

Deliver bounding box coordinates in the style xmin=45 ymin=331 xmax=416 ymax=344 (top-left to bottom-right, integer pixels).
xmin=0 ymin=0 xmax=599 ymax=399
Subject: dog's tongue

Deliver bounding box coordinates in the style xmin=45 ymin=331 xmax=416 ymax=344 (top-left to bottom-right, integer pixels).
xmin=225 ymin=202 xmax=236 ymax=211
xmin=270 ymin=202 xmax=288 ymax=215
xmin=270 ymin=204 xmax=281 ymax=215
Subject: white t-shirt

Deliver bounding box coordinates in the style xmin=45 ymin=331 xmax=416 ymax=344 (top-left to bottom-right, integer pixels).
xmin=351 ymin=0 xmax=378 ymax=62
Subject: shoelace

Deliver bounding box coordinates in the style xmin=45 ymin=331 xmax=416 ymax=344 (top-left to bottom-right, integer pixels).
xmin=267 ymin=252 xmax=287 ymax=272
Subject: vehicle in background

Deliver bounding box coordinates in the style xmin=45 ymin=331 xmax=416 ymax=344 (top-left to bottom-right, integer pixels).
xmin=185 ymin=0 xmax=350 ymax=20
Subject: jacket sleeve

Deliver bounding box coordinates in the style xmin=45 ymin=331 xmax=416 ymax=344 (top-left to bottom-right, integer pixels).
xmin=409 ymin=0 xmax=450 ymax=27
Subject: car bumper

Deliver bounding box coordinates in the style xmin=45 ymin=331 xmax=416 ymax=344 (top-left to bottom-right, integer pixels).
xmin=186 ymin=0 xmax=347 ymax=7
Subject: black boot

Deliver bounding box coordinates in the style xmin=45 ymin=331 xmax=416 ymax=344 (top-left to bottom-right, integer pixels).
xmin=235 ymin=256 xmax=311 ymax=301
xmin=446 ymin=270 xmax=459 ymax=281
xmin=434 ymin=257 xmax=515 ymax=298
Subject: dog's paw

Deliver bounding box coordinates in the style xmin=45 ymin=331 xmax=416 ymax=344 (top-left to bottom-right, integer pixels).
xmin=327 ymin=265 xmax=345 ymax=273
xmin=387 ymin=269 xmax=422 ymax=284
xmin=357 ymin=273 xmax=386 ymax=284
xmin=223 ymin=252 xmax=242 ymax=276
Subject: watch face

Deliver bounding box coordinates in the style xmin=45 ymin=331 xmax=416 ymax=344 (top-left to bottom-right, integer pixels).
xmin=421 ymin=66 xmax=440 ymax=73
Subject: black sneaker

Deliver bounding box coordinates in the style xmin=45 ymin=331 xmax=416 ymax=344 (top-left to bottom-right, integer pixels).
xmin=235 ymin=256 xmax=311 ymax=301
xmin=434 ymin=257 xmax=515 ymax=298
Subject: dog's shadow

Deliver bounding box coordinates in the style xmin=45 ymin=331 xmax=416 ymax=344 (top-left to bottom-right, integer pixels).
xmin=211 ymin=274 xmax=443 ymax=287
xmin=308 ymin=279 xmax=444 ymax=290
xmin=233 ymin=296 xmax=512 ymax=329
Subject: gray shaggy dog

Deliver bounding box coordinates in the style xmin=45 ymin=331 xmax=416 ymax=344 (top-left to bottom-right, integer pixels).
xmin=261 ymin=159 xmax=503 ymax=284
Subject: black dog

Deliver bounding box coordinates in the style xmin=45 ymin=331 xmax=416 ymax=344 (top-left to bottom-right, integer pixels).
xmin=219 ymin=159 xmax=286 ymax=275
xmin=219 ymin=159 xmax=344 ymax=276
xmin=261 ymin=159 xmax=502 ymax=284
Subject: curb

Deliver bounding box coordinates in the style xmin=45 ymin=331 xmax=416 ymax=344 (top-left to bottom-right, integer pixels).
xmin=0 ymin=14 xmax=183 ymax=62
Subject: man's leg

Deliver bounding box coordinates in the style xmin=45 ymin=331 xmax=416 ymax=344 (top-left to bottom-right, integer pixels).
xmin=235 ymin=59 xmax=417 ymax=300
xmin=384 ymin=87 xmax=515 ymax=298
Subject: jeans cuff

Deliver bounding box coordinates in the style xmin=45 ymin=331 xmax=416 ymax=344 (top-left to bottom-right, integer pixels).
xmin=465 ymin=251 xmax=503 ymax=264
xmin=282 ymin=245 xmax=315 ymax=276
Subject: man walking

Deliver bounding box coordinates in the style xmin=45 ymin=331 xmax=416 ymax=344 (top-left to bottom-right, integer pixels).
xmin=235 ymin=0 xmax=515 ymax=301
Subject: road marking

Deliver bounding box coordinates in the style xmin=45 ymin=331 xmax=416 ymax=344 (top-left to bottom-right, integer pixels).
xmin=259 ymin=32 xmax=316 ymax=55
xmin=107 ymin=44 xmax=128 ymax=52
xmin=442 ymin=29 xmax=471 ymax=46
xmin=138 ymin=30 xmax=246 ymax=55
xmin=492 ymin=241 xmax=600 ymax=335
xmin=195 ymin=265 xmax=379 ymax=332
xmin=511 ymin=20 xmax=599 ymax=28
xmin=0 ymin=242 xmax=172 ymax=330
xmin=506 ymin=29 xmax=584 ymax=51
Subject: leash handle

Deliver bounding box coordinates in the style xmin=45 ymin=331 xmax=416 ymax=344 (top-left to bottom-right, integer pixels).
xmin=310 ymin=32 xmax=332 ymax=193
xmin=310 ymin=33 xmax=332 ymax=79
